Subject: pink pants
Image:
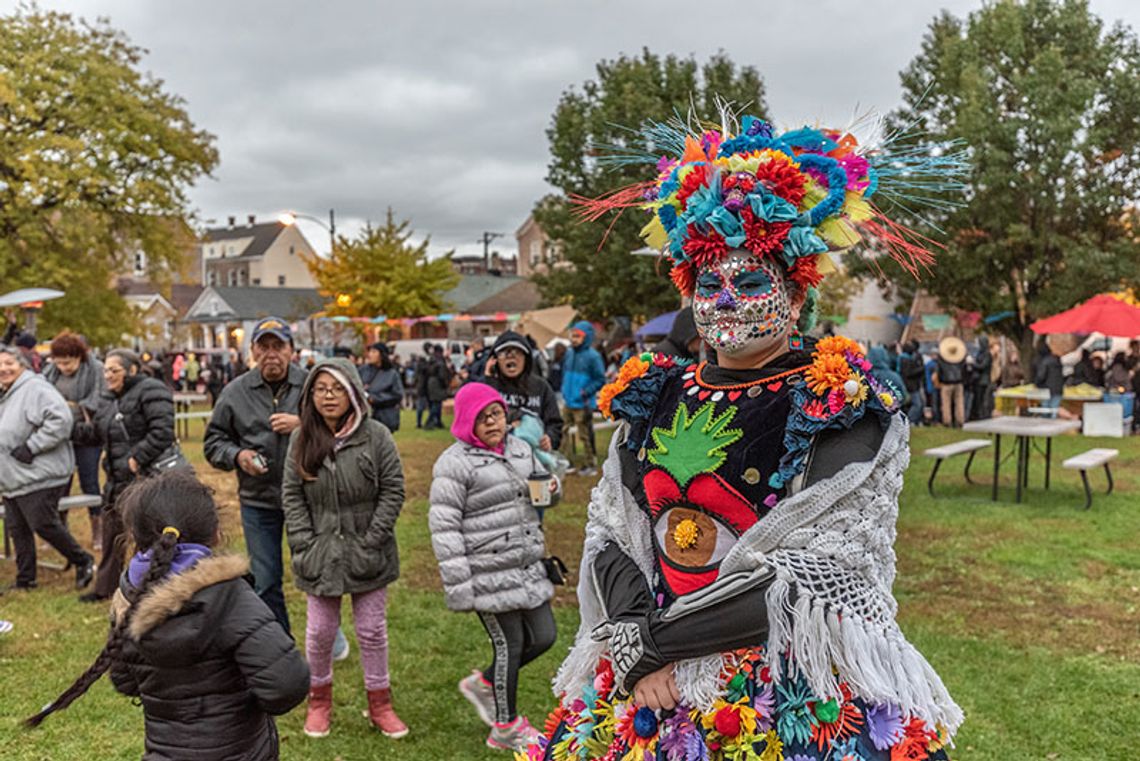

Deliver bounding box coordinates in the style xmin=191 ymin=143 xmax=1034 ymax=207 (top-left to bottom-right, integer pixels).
xmin=306 ymin=587 xmax=390 ymax=690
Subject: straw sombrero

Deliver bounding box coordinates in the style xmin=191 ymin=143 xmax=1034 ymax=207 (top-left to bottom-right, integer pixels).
xmin=939 ymin=336 xmax=967 ymax=363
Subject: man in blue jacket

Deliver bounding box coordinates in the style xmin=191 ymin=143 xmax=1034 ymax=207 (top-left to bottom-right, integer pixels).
xmin=560 ymin=321 xmax=606 ymax=476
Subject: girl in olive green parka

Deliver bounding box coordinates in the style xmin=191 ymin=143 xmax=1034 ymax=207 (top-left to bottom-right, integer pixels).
xmin=282 ymin=357 xmax=408 ymax=740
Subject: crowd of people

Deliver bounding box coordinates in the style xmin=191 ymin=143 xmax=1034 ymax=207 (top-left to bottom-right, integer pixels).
xmin=4 ymin=287 xmax=1135 ymax=758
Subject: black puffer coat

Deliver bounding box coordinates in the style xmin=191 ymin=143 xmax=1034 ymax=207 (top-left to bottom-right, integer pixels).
xmin=86 ymin=375 xmax=175 ymax=497
xmin=110 ymin=554 xmax=309 ymax=761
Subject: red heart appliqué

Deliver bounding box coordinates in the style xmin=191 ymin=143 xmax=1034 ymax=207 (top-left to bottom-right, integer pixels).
xmin=698 ymin=390 xmax=711 ymax=401
xmin=728 ymin=390 xmax=742 ymax=402
xmin=766 ymin=381 xmax=783 ymax=392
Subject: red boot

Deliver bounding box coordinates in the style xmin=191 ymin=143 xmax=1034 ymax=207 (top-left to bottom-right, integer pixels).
xmin=364 ymin=688 xmax=409 ymax=738
xmin=303 ymin=684 xmax=332 ymax=738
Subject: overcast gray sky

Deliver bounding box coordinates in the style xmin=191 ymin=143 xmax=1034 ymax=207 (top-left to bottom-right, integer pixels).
xmin=6 ymin=0 xmax=1140 ymax=260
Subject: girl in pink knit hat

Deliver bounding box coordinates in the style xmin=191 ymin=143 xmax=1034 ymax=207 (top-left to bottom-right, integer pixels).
xmin=429 ymin=382 xmax=559 ymax=752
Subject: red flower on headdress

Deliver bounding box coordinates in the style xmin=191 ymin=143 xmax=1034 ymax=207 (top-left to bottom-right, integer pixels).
xmin=753 ymin=156 xmax=808 ymax=206
xmin=676 ymin=164 xmax=712 ymax=206
xmin=789 ymin=255 xmax=824 ymax=288
xmin=670 ymin=261 xmax=696 ymax=296
xmin=682 ymin=225 xmax=728 ymax=268
xmin=740 ymin=207 xmax=792 ymax=258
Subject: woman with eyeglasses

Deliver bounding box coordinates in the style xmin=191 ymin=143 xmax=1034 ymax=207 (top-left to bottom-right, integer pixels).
xmin=281 ymin=357 xmax=408 ymax=741
xmin=78 ymin=349 xmax=174 ymax=603
xmin=428 ymin=382 xmax=557 ymax=752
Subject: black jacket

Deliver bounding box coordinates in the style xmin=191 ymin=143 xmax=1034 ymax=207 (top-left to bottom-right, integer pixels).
xmin=899 ymin=353 xmax=926 ymax=393
xmin=358 ymin=364 xmax=404 ymax=432
xmin=204 ymin=364 xmax=306 ymax=510
xmin=425 ymin=356 xmax=451 ymax=402
xmin=83 ymin=376 xmax=175 ymax=497
xmin=1034 ymin=352 xmax=1065 ymax=396
xmin=485 ymin=332 xmax=563 ymax=449
xmin=652 ymin=307 xmax=699 ymax=360
xmin=110 ymin=555 xmax=309 ymax=761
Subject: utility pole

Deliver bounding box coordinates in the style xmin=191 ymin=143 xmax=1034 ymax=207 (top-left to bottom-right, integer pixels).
xmin=478 ymin=231 xmax=504 ymax=273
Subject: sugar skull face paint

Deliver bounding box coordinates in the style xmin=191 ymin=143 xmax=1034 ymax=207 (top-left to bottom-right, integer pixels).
xmin=692 ymin=249 xmax=794 ymax=355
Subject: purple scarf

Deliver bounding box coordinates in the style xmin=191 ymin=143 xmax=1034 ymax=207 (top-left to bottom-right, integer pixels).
xmin=127 ymin=543 xmax=212 ymax=588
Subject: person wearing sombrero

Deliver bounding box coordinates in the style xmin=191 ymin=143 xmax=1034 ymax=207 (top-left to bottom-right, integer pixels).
xmin=934 ymin=337 xmax=968 ymax=427
xmin=522 ymin=114 xmax=964 ymax=761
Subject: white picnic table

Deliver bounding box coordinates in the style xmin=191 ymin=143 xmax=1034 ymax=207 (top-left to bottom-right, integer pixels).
xmin=962 ymin=416 xmax=1081 ymax=503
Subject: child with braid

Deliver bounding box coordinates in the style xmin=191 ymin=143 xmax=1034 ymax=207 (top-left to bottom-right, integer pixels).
xmin=26 ymin=470 xmax=310 ymax=761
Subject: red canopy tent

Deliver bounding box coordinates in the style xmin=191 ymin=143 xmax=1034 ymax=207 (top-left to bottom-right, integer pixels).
xmin=1029 ymin=294 xmax=1140 ymax=337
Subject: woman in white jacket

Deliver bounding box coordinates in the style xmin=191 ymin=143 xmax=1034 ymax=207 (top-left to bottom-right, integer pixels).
xmin=0 ymin=344 xmax=93 ymax=590
xmin=429 ymin=382 xmax=556 ymax=753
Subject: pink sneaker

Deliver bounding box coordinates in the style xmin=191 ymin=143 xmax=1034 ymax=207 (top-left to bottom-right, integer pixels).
xmin=486 ymin=716 xmax=541 ymax=752
xmin=458 ymin=670 xmax=496 ymax=727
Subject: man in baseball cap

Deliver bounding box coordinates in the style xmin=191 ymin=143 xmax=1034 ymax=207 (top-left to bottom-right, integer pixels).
xmin=250 ymin=316 xmax=293 ymax=345
xmin=204 ymin=315 xmax=304 ymax=632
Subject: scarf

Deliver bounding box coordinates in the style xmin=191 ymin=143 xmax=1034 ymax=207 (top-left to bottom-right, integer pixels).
xmin=127 ymin=543 xmax=213 ymax=588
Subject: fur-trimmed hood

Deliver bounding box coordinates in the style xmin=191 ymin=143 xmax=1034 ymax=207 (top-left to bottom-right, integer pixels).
xmin=112 ymin=554 xmax=249 ymax=640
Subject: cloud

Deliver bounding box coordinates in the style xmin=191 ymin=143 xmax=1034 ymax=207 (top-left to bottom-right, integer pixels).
xmin=5 ymin=0 xmax=1140 ymax=261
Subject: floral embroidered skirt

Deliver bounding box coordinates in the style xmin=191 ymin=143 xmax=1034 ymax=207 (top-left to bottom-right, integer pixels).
xmin=521 ymin=649 xmax=952 ymax=761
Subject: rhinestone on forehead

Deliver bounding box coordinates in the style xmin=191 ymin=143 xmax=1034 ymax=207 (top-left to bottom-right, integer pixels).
xmin=692 ymin=250 xmax=793 ymax=355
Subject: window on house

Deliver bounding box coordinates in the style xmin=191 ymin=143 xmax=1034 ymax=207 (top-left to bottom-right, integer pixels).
xmin=252 ymin=278 xmax=261 ymax=286
xmin=529 ymin=240 xmax=540 ymax=266
xmin=133 ymin=251 xmax=146 ymax=274
xmin=207 ymin=270 xmax=217 ymax=287
xmin=227 ymin=269 xmax=237 ymax=287
xmin=278 ymin=275 xmax=286 ymax=286
xmin=289 ymin=245 xmax=295 ymax=255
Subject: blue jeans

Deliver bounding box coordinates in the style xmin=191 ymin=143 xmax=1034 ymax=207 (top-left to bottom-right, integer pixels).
xmin=427 ymin=400 xmax=443 ymax=428
xmin=73 ymin=445 xmax=103 ymax=516
xmin=906 ymin=388 xmax=925 ymax=426
xmin=240 ymin=504 xmax=290 ymax=635
xmin=415 ymin=395 xmax=428 ymax=427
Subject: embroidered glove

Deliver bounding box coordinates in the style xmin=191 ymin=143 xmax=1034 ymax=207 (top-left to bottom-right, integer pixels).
xmin=591 ymin=620 xmax=648 ymax=694
xmin=10 ymin=444 xmax=35 ymax=465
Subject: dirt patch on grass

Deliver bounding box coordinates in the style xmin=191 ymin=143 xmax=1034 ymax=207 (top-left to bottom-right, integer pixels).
xmin=901 ymin=562 xmax=1140 ymax=661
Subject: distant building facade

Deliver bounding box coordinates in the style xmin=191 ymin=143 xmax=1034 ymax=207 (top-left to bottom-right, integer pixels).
xmin=181 ymin=286 xmax=324 ymax=352
xmin=515 ymin=214 xmax=565 ymax=278
xmin=451 ymin=252 xmax=518 ymax=276
xmin=200 ymin=216 xmax=317 ymax=289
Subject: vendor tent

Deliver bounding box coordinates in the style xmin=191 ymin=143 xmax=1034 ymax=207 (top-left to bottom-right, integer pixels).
xmin=1030 ymin=294 xmax=1140 ymax=337
xmin=513 ymin=305 xmax=577 ymax=348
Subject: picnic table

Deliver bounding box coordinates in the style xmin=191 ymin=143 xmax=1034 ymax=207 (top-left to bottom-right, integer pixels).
xmin=962 ymin=416 xmax=1081 ymax=503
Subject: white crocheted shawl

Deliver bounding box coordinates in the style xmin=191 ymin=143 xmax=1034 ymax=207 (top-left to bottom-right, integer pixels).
xmin=553 ymin=415 xmax=963 ymax=736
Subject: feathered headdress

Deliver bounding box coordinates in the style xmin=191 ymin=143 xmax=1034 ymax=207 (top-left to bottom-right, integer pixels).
xmin=574 ymin=110 xmax=967 ymax=313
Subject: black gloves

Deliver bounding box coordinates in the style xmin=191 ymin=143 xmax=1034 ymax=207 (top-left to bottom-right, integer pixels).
xmin=10 ymin=444 xmax=35 ymax=465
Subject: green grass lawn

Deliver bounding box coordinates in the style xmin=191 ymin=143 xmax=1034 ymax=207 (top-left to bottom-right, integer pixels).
xmin=2 ymin=410 xmax=1138 ymax=759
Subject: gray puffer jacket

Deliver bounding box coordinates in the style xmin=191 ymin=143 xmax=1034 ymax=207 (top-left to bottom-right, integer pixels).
xmin=429 ymin=435 xmax=553 ymax=613
xmin=282 ymin=357 xmax=406 ymax=597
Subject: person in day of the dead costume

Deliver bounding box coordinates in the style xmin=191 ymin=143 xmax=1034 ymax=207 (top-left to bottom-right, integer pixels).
xmin=524 ymin=114 xmax=964 ymax=761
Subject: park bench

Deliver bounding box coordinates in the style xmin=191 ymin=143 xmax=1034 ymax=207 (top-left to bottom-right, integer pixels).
xmin=1 ymin=494 xmax=103 ymax=564
xmin=1061 ymin=448 xmax=1118 ymax=510
xmin=923 ymin=439 xmax=991 ymax=497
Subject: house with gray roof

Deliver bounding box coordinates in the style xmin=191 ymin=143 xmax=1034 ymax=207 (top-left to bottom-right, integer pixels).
xmin=200 ymin=215 xmax=317 ymax=289
xmin=181 ymin=285 xmax=325 ymax=352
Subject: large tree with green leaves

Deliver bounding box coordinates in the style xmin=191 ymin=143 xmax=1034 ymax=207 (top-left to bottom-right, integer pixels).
xmin=847 ymin=0 xmax=1140 ymax=355
xmin=0 ymin=8 xmax=218 ymax=346
xmin=307 ymin=209 xmax=459 ymax=319
xmin=533 ymin=50 xmax=767 ymax=321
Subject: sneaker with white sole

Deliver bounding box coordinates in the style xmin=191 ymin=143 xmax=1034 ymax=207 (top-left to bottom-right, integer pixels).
xmin=486 ymin=716 xmax=541 ymax=752
xmin=458 ymin=670 xmax=496 ymax=727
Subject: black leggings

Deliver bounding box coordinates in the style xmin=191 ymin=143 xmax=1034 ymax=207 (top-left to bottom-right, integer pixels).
xmin=478 ymin=603 xmax=557 ymax=724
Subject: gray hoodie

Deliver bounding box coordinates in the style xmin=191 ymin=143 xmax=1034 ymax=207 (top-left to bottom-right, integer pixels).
xmin=0 ymin=369 xmax=75 ymax=498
